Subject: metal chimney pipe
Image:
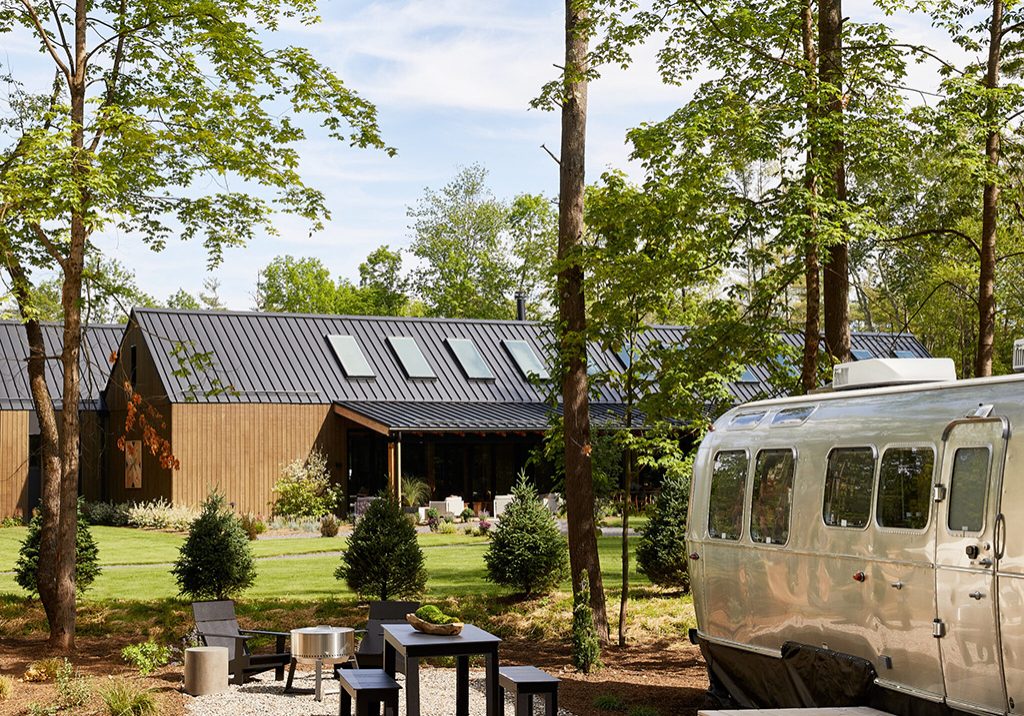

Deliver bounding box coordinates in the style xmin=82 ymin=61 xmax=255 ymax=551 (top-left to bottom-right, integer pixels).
xmin=515 ymin=292 xmax=527 ymax=321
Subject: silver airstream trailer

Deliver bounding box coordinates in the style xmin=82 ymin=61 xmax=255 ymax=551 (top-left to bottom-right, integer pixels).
xmin=687 ymin=355 xmax=1024 ymax=714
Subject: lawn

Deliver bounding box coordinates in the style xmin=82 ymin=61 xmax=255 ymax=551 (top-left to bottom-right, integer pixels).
xmin=0 ymin=529 xmax=649 ymax=601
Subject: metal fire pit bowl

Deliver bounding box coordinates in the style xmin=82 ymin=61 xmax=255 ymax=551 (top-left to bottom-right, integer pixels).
xmin=286 ymin=626 xmax=355 ymax=702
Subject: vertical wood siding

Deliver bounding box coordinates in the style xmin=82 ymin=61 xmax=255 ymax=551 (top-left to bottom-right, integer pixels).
xmin=0 ymin=411 xmax=29 ymax=518
xmin=171 ymin=404 xmax=346 ymax=515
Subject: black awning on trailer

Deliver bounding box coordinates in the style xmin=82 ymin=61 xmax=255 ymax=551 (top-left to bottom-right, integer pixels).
xmin=333 ymin=400 xmax=635 ymax=434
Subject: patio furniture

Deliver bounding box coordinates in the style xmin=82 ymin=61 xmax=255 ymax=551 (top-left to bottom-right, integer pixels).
xmin=383 ymin=622 xmax=501 ymax=716
xmin=499 ymin=666 xmax=560 ymax=716
xmin=337 ymin=669 xmax=400 ymax=716
xmin=183 ymin=646 xmax=229 ymax=696
xmin=191 ymin=600 xmax=291 ymax=685
xmin=351 ymin=600 xmax=420 ymax=671
xmin=285 ymin=626 xmax=355 ymax=701
xmin=493 ymin=495 xmax=513 ymax=518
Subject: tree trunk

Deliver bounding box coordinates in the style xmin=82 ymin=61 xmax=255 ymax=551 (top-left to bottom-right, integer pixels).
xmin=977 ymin=0 xmax=1003 ymax=378
xmin=800 ymin=0 xmax=820 ymax=395
xmin=818 ymin=0 xmax=851 ymax=364
xmin=618 ymin=444 xmax=631 ymax=646
xmin=35 ymin=0 xmax=90 ymax=651
xmin=559 ymin=0 xmax=609 ymax=643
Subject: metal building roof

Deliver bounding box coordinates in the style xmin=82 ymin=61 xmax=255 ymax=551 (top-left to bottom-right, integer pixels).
xmin=0 ymin=321 xmax=124 ymax=410
xmin=128 ymin=308 xmax=931 ymax=428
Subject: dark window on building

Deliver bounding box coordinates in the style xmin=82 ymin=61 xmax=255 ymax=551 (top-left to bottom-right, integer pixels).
xmin=130 ymin=344 xmax=137 ymax=387
xmin=892 ymin=350 xmax=917 ymax=359
xmin=327 ymin=335 xmax=375 ymax=378
xmin=750 ymin=449 xmax=795 ymax=545
xmin=823 ymin=447 xmax=875 ymax=528
xmin=877 ymin=446 xmax=934 ymax=530
xmin=948 ymin=447 xmax=990 ymax=533
xmin=708 ymin=450 xmax=748 ymax=540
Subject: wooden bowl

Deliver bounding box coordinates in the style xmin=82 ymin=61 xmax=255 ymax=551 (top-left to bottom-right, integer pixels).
xmin=406 ymin=612 xmax=464 ymax=636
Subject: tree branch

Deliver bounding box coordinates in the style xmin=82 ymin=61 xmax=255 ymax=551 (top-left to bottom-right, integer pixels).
xmin=541 ymin=143 xmax=561 ymax=166
xmin=46 ymin=0 xmax=74 ymax=69
xmin=17 ymin=0 xmax=73 ymax=82
xmin=877 ymin=228 xmax=981 ymax=258
xmin=29 ymin=223 xmax=68 ymax=270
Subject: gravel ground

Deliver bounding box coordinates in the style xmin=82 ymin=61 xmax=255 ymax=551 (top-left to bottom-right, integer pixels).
xmin=185 ymin=667 xmax=575 ymax=716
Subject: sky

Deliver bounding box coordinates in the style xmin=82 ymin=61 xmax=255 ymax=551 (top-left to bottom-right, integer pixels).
xmin=6 ymin=1 xmax=957 ymax=310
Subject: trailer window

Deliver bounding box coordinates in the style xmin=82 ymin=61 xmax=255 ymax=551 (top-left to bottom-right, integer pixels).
xmin=823 ymin=448 xmax=875 ymax=528
xmin=708 ymin=451 xmax=748 ymax=540
xmin=750 ymin=449 xmax=795 ymax=545
xmin=876 ymin=447 xmax=934 ymax=530
xmin=947 ymin=447 xmax=990 ymax=533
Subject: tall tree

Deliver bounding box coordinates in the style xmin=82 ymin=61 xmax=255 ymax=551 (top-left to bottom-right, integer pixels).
xmin=0 ymin=0 xmax=389 ymax=650
xmin=408 ymin=165 xmax=514 ymax=319
xmin=358 ymin=245 xmax=408 ymax=316
xmin=555 ymin=0 xmax=609 ymax=643
xmin=507 ymin=193 xmax=558 ymax=317
xmin=256 ymin=255 xmax=340 ymax=314
xmin=800 ymin=0 xmax=821 ymax=393
xmin=819 ymin=0 xmax=851 ymax=363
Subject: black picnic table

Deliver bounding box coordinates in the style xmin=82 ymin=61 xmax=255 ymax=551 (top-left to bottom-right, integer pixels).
xmin=382 ymin=623 xmax=501 ymax=716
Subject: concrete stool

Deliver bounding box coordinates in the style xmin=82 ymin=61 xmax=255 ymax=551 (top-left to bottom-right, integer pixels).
xmin=499 ymin=666 xmax=560 ymax=716
xmin=184 ymin=646 xmax=229 ymax=696
xmin=337 ymin=668 xmax=400 ymax=716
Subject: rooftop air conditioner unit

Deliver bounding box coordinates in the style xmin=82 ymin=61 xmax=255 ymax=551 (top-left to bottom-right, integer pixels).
xmin=833 ymin=358 xmax=956 ymax=391
xmin=1014 ymin=339 xmax=1024 ymax=373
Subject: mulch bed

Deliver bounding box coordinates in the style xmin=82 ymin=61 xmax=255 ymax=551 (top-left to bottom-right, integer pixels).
xmin=0 ymin=635 xmax=711 ymax=716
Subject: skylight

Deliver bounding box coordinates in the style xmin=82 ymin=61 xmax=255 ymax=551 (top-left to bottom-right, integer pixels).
xmin=738 ymin=367 xmax=757 ymax=382
xmin=851 ymin=349 xmax=874 ymax=361
xmin=447 ymin=338 xmax=494 ymax=380
xmin=327 ymin=335 xmax=374 ymax=378
xmin=503 ymin=340 xmax=550 ymax=380
xmin=892 ymin=350 xmax=917 ymax=359
xmin=388 ymin=336 xmax=436 ymax=379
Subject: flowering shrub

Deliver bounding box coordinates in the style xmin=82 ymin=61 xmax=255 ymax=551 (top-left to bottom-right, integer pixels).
xmin=272 ymin=450 xmax=341 ymax=519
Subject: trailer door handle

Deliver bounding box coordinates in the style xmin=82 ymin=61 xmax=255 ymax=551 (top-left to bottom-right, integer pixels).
xmin=979 ymin=557 xmax=993 ymax=567
xmin=969 ymin=591 xmax=984 ymax=600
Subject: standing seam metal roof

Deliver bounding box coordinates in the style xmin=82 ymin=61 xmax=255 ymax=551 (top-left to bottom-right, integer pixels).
xmin=128 ymin=309 xmax=931 ymax=413
xmin=0 ymin=321 xmax=124 ymax=411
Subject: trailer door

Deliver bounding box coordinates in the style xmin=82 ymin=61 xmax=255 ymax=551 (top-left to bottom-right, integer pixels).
xmin=936 ymin=418 xmax=1008 ymax=714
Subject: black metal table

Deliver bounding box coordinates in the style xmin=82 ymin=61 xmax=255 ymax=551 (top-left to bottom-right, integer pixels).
xmin=382 ymin=623 xmax=501 ymax=716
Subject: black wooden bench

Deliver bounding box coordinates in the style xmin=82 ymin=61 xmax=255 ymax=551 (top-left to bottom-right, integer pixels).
xmin=498 ymin=666 xmax=560 ymax=716
xmin=337 ymin=668 xmax=400 ymax=716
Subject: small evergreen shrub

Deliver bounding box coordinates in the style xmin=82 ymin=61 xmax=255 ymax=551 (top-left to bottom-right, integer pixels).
xmin=172 ymin=491 xmax=256 ymax=600
xmin=101 ymin=680 xmax=158 ymax=716
xmin=336 ymin=492 xmax=427 ymax=600
xmin=636 ymin=471 xmax=691 ymax=591
xmin=239 ymin=513 xmax=266 ymax=541
xmin=571 ymin=572 xmax=602 ymax=673
xmin=15 ymin=502 xmax=100 ymax=596
xmin=484 ymin=472 xmax=568 ymax=596
xmin=55 ymin=659 xmax=91 ymax=709
xmin=459 ymin=507 xmax=475 ymax=523
xmin=272 ymin=449 xmax=340 ymax=519
xmin=121 ymin=641 xmax=172 ymax=676
xmin=320 ymin=514 xmax=340 ymax=537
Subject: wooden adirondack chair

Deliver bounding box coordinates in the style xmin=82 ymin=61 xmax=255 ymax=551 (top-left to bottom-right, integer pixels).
xmin=192 ymin=600 xmax=291 ymax=685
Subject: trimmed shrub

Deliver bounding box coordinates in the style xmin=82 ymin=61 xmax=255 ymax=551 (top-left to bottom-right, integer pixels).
xmin=172 ymin=491 xmax=256 ymax=600
xmin=336 ymin=491 xmax=426 ymax=600
xmin=636 ymin=471 xmax=691 ymax=591
xmin=272 ymin=449 xmax=340 ymax=519
xmin=320 ymin=514 xmax=340 ymax=537
xmin=484 ymin=472 xmax=568 ymax=596
xmin=121 ymin=641 xmax=173 ymax=676
xmin=100 ymin=680 xmax=158 ymax=716
xmin=239 ymin=513 xmax=266 ymax=541
xmin=571 ymin=572 xmax=602 ymax=673
xmin=15 ymin=502 xmax=100 ymax=596
xmin=83 ymin=501 xmax=130 ymax=526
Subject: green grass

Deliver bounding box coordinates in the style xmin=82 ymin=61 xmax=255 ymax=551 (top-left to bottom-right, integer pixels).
xmin=0 ymin=529 xmax=648 ymax=602
xmin=599 ymin=515 xmax=650 ymax=530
